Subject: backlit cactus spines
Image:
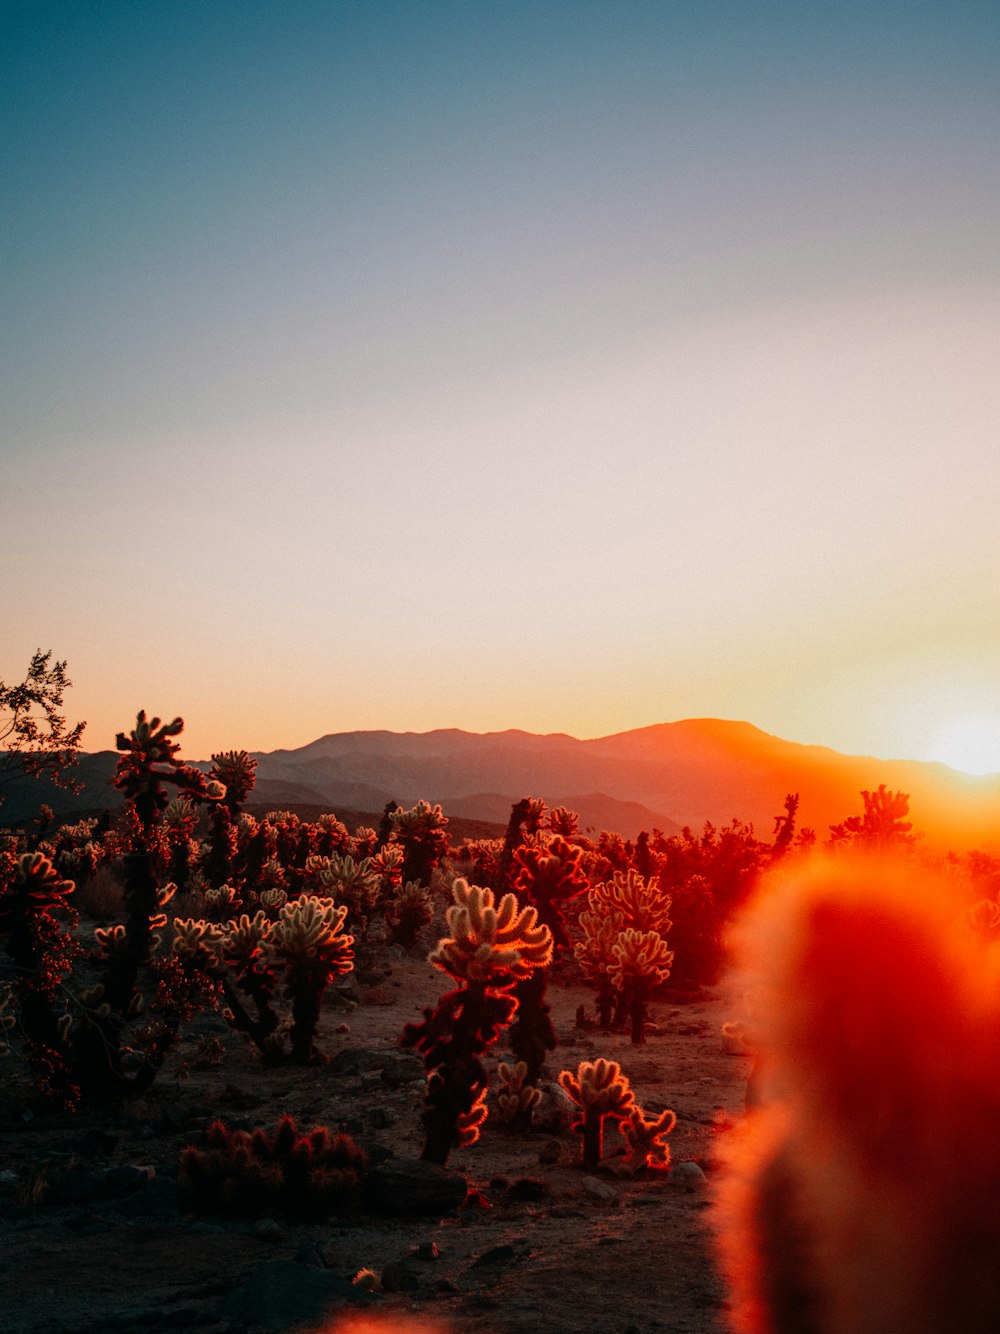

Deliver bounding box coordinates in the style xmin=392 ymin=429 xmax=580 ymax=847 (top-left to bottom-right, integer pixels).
xmin=430 ymin=879 xmax=553 ymax=985
xmin=456 ymin=1084 xmax=489 ymax=1147
xmin=592 ymin=868 xmax=673 ymax=935
xmin=390 ymin=880 xmax=433 ymax=948
xmin=171 ymin=918 xmax=225 ymax=970
xmin=0 ymin=851 xmax=80 ymax=1105
xmin=390 ymin=799 xmax=450 ymax=886
xmin=559 ymin=1057 xmax=635 ymax=1167
xmin=611 ymin=927 xmax=674 ymax=1044
xmin=575 ymin=903 xmax=625 ymax=1029
xmin=402 ymin=880 xmax=551 ymax=1165
xmin=622 ymin=1105 xmax=677 ymax=1173
xmin=209 ymin=750 xmax=257 ymax=811
xmin=271 ymin=896 xmax=354 ymax=1062
xmin=496 ymin=1059 xmax=542 ymax=1127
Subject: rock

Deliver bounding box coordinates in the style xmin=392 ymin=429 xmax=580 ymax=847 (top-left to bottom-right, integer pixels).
xmin=294 ymin=1239 xmax=326 ymax=1267
xmin=470 ymin=1244 xmax=516 ymax=1268
xmin=582 ymin=1175 xmax=618 ymax=1204
xmin=533 ymin=1081 xmax=575 ymax=1132
xmin=670 ymin=1161 xmax=708 ymax=1189
xmin=364 ymin=1159 xmax=468 ymax=1217
xmin=409 ymin=1241 xmax=439 ymax=1261
xmin=252 ymin=1217 xmax=284 ymax=1240
xmin=537 ymin=1139 xmax=564 ymax=1165
xmin=223 ymin=1259 xmax=376 ymax=1331
xmin=366 ymin=1107 xmax=394 ymax=1130
xmin=507 ymin=1177 xmax=551 ymax=1202
xmin=115 ymin=1176 xmax=181 ymax=1221
xmin=380 ymin=1260 xmax=420 ymax=1292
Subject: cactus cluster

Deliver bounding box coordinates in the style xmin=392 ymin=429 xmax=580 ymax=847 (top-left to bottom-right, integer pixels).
xmin=181 ymin=1113 xmax=366 ymax=1218
xmin=402 ymin=878 xmax=553 ymax=1164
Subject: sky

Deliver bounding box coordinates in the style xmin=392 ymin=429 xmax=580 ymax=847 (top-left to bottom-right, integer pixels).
xmin=3 ymin=1 xmax=999 ymax=765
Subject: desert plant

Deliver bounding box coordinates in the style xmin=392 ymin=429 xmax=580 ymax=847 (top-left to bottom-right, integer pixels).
xmin=390 ymin=800 xmax=450 ymax=886
xmin=390 ymin=879 xmax=433 ymax=948
xmin=622 ymin=1105 xmax=676 ymax=1173
xmin=559 ymin=1057 xmax=635 ymax=1168
xmin=180 ymin=1113 xmax=366 ymax=1219
xmin=507 ymin=834 xmax=590 ymax=1102
xmin=495 ymin=1059 xmax=542 ymax=1127
xmin=401 ymin=878 xmax=552 ymax=1164
xmin=610 ymin=927 xmax=674 ymax=1044
xmin=493 ymin=797 xmax=547 ymax=893
xmin=270 ymin=896 xmax=355 ymax=1062
xmin=0 ymin=851 xmax=80 ymax=1106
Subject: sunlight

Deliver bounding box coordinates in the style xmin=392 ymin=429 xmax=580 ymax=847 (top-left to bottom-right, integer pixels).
xmin=926 ymin=712 xmax=1000 ymax=775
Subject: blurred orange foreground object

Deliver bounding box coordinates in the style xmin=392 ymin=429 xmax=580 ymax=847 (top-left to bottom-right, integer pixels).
xmin=318 ymin=1319 xmax=453 ymax=1334
xmin=713 ymin=849 xmax=1000 ymax=1334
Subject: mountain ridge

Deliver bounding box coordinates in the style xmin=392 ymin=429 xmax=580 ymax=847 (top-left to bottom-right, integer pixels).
xmin=3 ymin=719 xmax=999 ymax=847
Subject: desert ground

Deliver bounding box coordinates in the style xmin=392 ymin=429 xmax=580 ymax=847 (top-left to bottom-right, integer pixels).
xmin=0 ymin=941 xmax=749 ymax=1334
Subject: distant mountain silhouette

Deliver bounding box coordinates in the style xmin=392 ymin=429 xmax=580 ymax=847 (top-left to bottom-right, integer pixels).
xmin=3 ymin=720 xmax=999 ymax=848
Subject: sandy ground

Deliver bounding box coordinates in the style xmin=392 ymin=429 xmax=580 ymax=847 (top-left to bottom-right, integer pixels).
xmin=0 ymin=946 xmax=751 ymax=1334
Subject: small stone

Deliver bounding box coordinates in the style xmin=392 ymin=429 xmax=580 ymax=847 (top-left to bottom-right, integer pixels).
xmin=380 ymin=1260 xmax=420 ymax=1292
xmin=335 ymin=1023 xmax=351 ymax=1034
xmin=582 ymin=1175 xmax=618 ymax=1204
xmin=537 ymin=1139 xmax=563 ymax=1165
xmin=670 ymin=1161 xmax=708 ymax=1189
xmin=366 ymin=1107 xmax=394 ymax=1129
xmin=410 ymin=1241 xmax=439 ymax=1261
xmin=252 ymin=1217 xmax=284 ymax=1240
xmin=507 ymin=1177 xmax=551 ymax=1202
xmin=433 ymin=1278 xmax=459 ymax=1294
xmin=471 ymin=1244 xmax=516 ymax=1268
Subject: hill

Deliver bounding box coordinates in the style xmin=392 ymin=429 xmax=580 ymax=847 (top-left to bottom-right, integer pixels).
xmin=3 ymin=720 xmax=999 ymax=848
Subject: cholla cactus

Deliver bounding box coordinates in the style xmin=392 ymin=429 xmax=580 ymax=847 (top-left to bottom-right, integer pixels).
xmin=493 ymin=797 xmax=548 ymax=894
xmin=495 ymin=1059 xmax=542 ymax=1127
xmin=270 ymin=897 xmax=354 ymax=1062
xmin=430 ymin=879 xmax=552 ymax=984
xmin=209 ymin=750 xmax=257 ymax=813
xmin=390 ymin=880 xmax=433 ymax=948
xmin=203 ymin=883 xmax=241 ymax=921
xmin=611 ymin=927 xmax=674 ymax=1044
xmin=559 ymin=1058 xmax=635 ymax=1168
xmin=965 ymin=898 xmax=1000 ymax=942
xmin=310 ymin=853 xmax=381 ymax=928
xmin=622 ymin=1105 xmax=676 ymax=1173
xmin=180 ymin=1113 xmax=366 ymax=1219
xmin=390 ymin=800 xmax=450 ymax=886
xmin=575 ymin=901 xmax=625 ymax=1029
xmin=547 ymin=805 xmax=580 ymax=837
xmin=402 ymin=879 xmax=553 ymax=1164
xmin=591 ymin=868 xmax=672 ymax=935
xmin=506 ymin=834 xmax=589 ymax=1096
xmin=0 ymin=852 xmax=79 ymax=1106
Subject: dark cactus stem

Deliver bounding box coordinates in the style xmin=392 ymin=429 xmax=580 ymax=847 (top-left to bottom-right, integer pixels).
xmin=377 ymin=801 xmax=399 ymax=849
xmin=630 ymin=996 xmax=647 ymax=1046
xmin=219 ymin=974 xmax=279 ymax=1057
xmin=114 ymin=851 xmax=160 ymax=1009
xmin=598 ymin=979 xmax=615 ymax=1031
xmin=509 ymin=967 xmax=556 ymax=1086
xmin=493 ymin=798 xmax=533 ymax=894
xmin=289 ymin=978 xmax=322 ymax=1064
xmin=582 ymin=1111 xmax=603 ymax=1169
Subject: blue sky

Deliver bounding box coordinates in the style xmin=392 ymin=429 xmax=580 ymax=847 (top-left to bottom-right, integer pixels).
xmin=3 ymin=1 xmax=999 ymax=763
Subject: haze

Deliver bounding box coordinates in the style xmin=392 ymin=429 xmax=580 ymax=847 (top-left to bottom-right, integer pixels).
xmin=3 ymin=2 xmax=998 ymax=763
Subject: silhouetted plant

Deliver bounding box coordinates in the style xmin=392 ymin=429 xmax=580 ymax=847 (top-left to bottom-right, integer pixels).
xmin=0 ymin=852 xmax=80 ymax=1107
xmin=390 ymin=800 xmax=450 ymax=886
xmin=610 ymin=927 xmax=674 ymax=1044
xmin=493 ymin=797 xmax=547 ymax=893
xmin=180 ymin=1113 xmax=366 ymax=1219
xmin=829 ymin=785 xmax=917 ymax=849
xmin=389 ymin=879 xmax=433 ymax=948
xmin=559 ymin=1057 xmax=635 ymax=1168
xmin=507 ymin=835 xmax=589 ymax=1106
xmin=495 ymin=1059 xmax=541 ymax=1127
xmin=622 ymin=1105 xmax=676 ymax=1173
xmin=0 ymin=650 xmax=85 ymax=803
xmin=401 ymin=878 xmax=552 ymax=1164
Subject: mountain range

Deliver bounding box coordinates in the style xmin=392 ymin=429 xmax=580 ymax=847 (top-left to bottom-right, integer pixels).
xmin=3 ymin=720 xmax=999 ymax=849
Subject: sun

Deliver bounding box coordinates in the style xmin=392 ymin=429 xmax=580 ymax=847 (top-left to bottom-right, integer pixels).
xmin=926 ymin=712 xmax=1000 ymax=775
